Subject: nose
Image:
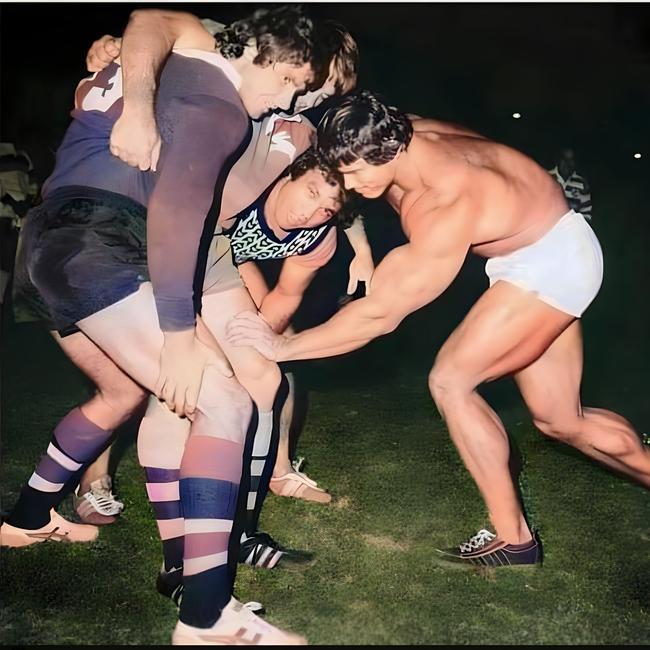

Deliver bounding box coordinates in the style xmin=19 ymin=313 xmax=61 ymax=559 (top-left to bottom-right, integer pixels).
xmin=343 ymin=175 xmax=356 ymax=190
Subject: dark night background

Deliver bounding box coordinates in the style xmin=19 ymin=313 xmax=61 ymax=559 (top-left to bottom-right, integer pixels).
xmin=1 ymin=2 xmax=649 ymax=424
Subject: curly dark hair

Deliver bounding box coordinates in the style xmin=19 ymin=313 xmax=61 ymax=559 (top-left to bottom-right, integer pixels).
xmin=317 ymin=89 xmax=413 ymax=166
xmin=216 ymin=5 xmax=331 ymax=91
xmin=286 ymin=147 xmax=354 ymax=228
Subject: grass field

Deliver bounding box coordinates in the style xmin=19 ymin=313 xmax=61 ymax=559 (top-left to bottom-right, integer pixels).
xmin=1 ymin=320 xmax=649 ymax=646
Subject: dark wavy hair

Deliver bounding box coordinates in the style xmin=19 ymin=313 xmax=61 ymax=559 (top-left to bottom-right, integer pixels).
xmin=314 ymin=20 xmax=359 ymax=93
xmin=216 ymin=5 xmax=331 ymax=91
xmin=317 ymin=90 xmax=413 ymax=166
xmin=286 ymin=147 xmax=354 ymax=228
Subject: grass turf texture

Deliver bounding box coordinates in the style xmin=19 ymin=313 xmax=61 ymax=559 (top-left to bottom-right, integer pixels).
xmin=1 ymin=322 xmax=649 ymax=645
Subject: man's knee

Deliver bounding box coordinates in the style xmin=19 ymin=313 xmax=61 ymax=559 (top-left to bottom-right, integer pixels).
xmin=428 ymin=359 xmax=472 ymax=411
xmin=96 ymin=383 xmax=147 ymax=423
xmin=198 ymin=366 xmax=253 ymax=433
xmin=533 ymin=415 xmax=578 ymax=443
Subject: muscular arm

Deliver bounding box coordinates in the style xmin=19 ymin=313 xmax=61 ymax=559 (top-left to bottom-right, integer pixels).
xmin=228 ymin=198 xmax=472 ymax=360
xmin=113 ymin=10 xmax=215 ymax=169
xmin=269 ymin=199 xmax=472 ymax=360
xmin=121 ymin=10 xmax=214 ymax=111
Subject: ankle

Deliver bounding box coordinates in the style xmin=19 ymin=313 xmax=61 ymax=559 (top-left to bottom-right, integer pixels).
xmin=272 ymin=463 xmax=292 ymax=478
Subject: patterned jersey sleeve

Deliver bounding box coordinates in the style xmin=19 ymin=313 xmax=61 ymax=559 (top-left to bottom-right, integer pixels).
xmin=147 ymin=94 xmax=249 ymax=331
xmin=293 ymin=226 xmax=338 ymax=268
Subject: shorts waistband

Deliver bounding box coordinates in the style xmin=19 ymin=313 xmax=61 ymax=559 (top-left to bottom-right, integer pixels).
xmin=42 ymin=185 xmax=146 ymax=212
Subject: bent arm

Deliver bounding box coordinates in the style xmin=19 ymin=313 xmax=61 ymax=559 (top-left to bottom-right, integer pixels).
xmin=238 ymin=261 xmax=270 ymax=308
xmin=120 ymin=10 xmax=215 ymax=113
xmin=259 ymin=257 xmax=320 ymax=334
xmin=148 ymin=96 xmax=248 ymax=332
xmin=275 ymin=202 xmax=471 ymax=361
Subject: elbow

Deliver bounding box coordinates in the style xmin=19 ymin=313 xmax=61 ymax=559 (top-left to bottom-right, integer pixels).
xmin=128 ymin=9 xmax=178 ymax=43
xmin=370 ymin=314 xmax=400 ymax=338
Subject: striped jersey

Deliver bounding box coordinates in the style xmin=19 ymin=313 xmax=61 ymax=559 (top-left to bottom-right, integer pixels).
xmin=548 ymin=166 xmax=592 ymax=220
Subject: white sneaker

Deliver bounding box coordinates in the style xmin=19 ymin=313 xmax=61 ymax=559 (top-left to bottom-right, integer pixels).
xmin=171 ymin=597 xmax=307 ymax=645
xmin=75 ymin=475 xmax=123 ymax=525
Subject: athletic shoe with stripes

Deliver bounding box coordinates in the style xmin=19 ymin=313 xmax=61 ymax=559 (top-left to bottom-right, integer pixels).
xmin=238 ymin=531 xmax=313 ymax=569
xmin=157 ymin=565 xmax=184 ymax=607
xmin=74 ymin=476 xmax=124 ymax=525
xmin=172 ymin=597 xmax=306 ymax=645
xmin=435 ymin=528 xmax=542 ymax=568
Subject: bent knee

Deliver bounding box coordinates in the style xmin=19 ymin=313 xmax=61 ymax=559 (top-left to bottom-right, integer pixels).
xmin=428 ymin=361 xmax=474 ymax=409
xmin=96 ymin=384 xmax=147 ymax=421
xmin=533 ymin=416 xmax=579 ymax=443
xmin=199 ymin=366 xmax=253 ymax=418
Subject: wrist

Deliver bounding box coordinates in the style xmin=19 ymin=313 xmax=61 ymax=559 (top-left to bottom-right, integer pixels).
xmin=121 ymin=97 xmax=156 ymax=117
xmin=352 ymin=244 xmax=372 ymax=258
xmin=162 ymin=328 xmax=195 ymax=349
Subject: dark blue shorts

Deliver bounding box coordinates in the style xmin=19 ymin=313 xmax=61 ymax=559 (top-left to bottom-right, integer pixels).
xmin=13 ymin=186 xmax=149 ymax=334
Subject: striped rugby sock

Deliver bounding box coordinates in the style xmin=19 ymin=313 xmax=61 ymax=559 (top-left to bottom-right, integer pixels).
xmin=178 ymin=435 xmax=243 ymax=628
xmin=144 ymin=467 xmax=185 ymax=572
xmin=8 ymin=407 xmax=112 ymax=529
xmin=242 ymin=375 xmax=289 ymax=537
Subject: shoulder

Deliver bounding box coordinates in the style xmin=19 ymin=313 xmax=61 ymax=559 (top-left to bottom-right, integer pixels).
xmin=294 ymin=226 xmax=337 ymax=267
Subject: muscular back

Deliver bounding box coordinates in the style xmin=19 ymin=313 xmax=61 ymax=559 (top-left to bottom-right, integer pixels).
xmin=401 ymin=120 xmax=568 ymax=258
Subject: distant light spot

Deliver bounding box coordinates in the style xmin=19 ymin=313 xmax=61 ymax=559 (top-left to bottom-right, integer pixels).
xmin=512 ymin=112 xmax=522 ymax=119
xmin=633 ymin=152 xmax=642 ymax=159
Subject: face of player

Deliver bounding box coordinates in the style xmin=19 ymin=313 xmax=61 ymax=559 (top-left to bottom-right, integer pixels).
xmin=274 ymin=169 xmax=342 ymax=230
xmin=239 ymin=59 xmax=314 ymax=119
xmin=293 ymin=59 xmax=341 ymax=113
xmin=337 ymin=156 xmax=398 ymax=198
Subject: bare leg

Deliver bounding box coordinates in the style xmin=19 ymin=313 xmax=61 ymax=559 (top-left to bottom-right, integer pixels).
xmin=79 ymin=283 xmax=255 ymax=628
xmin=4 ymin=331 xmax=145 ymax=532
xmin=429 ymin=281 xmax=575 ymax=544
xmin=274 ymin=373 xmax=296 ymax=476
xmin=515 ymin=320 xmax=650 ymax=484
xmin=78 ymin=448 xmax=112 ymax=494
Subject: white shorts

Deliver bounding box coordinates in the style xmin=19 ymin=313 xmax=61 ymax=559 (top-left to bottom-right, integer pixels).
xmin=485 ymin=210 xmax=603 ymax=317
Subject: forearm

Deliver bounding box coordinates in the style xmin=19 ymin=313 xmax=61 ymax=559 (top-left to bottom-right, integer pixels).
xmin=120 ymin=10 xmax=175 ymax=114
xmin=259 ymin=290 xmax=302 ymax=334
xmin=277 ymin=300 xmax=394 ymax=361
xmin=238 ymin=261 xmax=269 ymax=308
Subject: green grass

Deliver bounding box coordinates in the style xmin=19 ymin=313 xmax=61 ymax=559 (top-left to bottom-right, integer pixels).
xmin=1 ymin=323 xmax=649 ymax=645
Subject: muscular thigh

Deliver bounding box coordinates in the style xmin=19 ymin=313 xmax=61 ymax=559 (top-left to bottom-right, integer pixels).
xmin=76 ymin=283 xmax=164 ymax=393
xmin=514 ymin=319 xmax=583 ymax=423
xmin=436 ymin=281 xmax=575 ymax=387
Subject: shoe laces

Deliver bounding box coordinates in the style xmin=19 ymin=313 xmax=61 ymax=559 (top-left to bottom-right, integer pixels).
xmin=459 ymin=528 xmax=496 ymax=553
xmin=81 ymin=487 xmax=124 ymax=516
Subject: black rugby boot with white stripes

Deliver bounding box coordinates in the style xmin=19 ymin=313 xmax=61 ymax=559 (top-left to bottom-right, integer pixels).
xmin=238 ymin=530 xmax=314 ymax=569
xmin=436 ymin=528 xmax=542 ymax=568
